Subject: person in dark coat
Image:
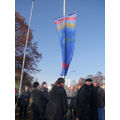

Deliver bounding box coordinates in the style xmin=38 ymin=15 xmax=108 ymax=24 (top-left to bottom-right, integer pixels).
xmin=41 ymin=82 xmax=49 ymax=120
xmin=18 ymin=85 xmax=31 ymax=118
xmin=31 ymin=82 xmax=44 ymax=120
xmin=51 ymin=84 xmax=54 ymax=90
xmin=90 ymin=83 xmax=98 ymax=120
xmin=93 ymin=80 xmax=105 ymax=120
xmin=75 ymin=78 xmax=94 ymax=120
xmin=74 ymin=78 xmax=85 ymax=118
xmin=45 ymin=78 xmax=68 ymax=120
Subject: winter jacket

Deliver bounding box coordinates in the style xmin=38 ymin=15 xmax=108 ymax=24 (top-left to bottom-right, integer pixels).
xmin=90 ymin=85 xmax=98 ymax=120
xmin=45 ymin=85 xmax=68 ymax=120
xmin=96 ymin=86 xmax=105 ymax=108
xmin=41 ymin=87 xmax=49 ymax=113
xmin=18 ymin=90 xmax=31 ymax=106
xmin=75 ymin=84 xmax=93 ymax=120
xmin=31 ymin=88 xmax=43 ymax=114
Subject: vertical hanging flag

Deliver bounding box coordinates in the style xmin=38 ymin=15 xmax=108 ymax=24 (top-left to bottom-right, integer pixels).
xmin=55 ymin=12 xmax=77 ymax=76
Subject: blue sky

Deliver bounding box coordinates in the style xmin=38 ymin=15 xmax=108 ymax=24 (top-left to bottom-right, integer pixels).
xmin=15 ymin=0 xmax=105 ymax=85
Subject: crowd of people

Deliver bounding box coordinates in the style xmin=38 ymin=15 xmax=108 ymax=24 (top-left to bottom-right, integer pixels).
xmin=15 ymin=78 xmax=105 ymax=120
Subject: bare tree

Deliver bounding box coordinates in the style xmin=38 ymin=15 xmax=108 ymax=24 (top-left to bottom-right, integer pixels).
xmin=15 ymin=12 xmax=42 ymax=87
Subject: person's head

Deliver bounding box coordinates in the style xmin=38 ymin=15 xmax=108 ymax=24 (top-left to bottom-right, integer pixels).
xmin=33 ymin=82 xmax=39 ymax=88
xmin=93 ymin=80 xmax=100 ymax=87
xmin=78 ymin=78 xmax=85 ymax=87
xmin=85 ymin=78 xmax=92 ymax=86
xmin=70 ymin=86 xmax=75 ymax=91
xmin=24 ymin=85 xmax=29 ymax=91
xmin=56 ymin=77 xmax=65 ymax=87
xmin=76 ymin=84 xmax=80 ymax=90
xmin=51 ymin=84 xmax=54 ymax=89
xmin=42 ymin=82 xmax=47 ymax=88
xmin=37 ymin=84 xmax=41 ymax=89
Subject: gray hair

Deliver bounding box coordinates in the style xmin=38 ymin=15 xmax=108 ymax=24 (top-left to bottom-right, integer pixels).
xmin=93 ymin=80 xmax=101 ymax=86
xmin=79 ymin=78 xmax=85 ymax=84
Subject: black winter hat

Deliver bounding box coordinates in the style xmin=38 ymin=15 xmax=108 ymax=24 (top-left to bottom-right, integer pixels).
xmin=85 ymin=78 xmax=92 ymax=82
xmin=56 ymin=78 xmax=65 ymax=84
xmin=42 ymin=81 xmax=47 ymax=85
xmin=33 ymin=82 xmax=39 ymax=88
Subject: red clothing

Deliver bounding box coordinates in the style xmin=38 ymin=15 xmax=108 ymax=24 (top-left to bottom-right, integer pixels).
xmin=15 ymin=88 xmax=17 ymax=94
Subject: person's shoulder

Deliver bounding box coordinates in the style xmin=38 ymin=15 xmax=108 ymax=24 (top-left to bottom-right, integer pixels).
xmin=77 ymin=86 xmax=83 ymax=95
xmin=81 ymin=85 xmax=91 ymax=93
xmin=92 ymin=86 xmax=98 ymax=92
xmin=51 ymin=85 xmax=57 ymax=91
xmin=77 ymin=88 xmax=81 ymax=94
xmin=32 ymin=88 xmax=41 ymax=93
xmin=99 ymin=86 xmax=105 ymax=92
xmin=31 ymin=89 xmax=36 ymax=94
xmin=97 ymin=86 xmax=104 ymax=95
xmin=81 ymin=85 xmax=86 ymax=91
xmin=28 ymin=90 xmax=31 ymax=94
xmin=57 ymin=86 xmax=66 ymax=93
xmin=44 ymin=88 xmax=48 ymax=92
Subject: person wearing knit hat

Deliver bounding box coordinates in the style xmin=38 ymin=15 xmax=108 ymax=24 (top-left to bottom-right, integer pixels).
xmin=41 ymin=81 xmax=47 ymax=88
xmin=85 ymin=78 xmax=92 ymax=82
xmin=56 ymin=77 xmax=65 ymax=84
xmin=45 ymin=77 xmax=67 ymax=120
xmin=42 ymin=81 xmax=47 ymax=85
xmin=75 ymin=78 xmax=95 ymax=120
xmin=85 ymin=78 xmax=93 ymax=86
xmin=31 ymin=81 xmax=43 ymax=120
xmin=33 ymin=81 xmax=39 ymax=88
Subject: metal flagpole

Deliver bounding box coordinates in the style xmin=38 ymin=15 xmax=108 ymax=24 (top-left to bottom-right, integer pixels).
xmin=19 ymin=0 xmax=35 ymax=97
xmin=63 ymin=0 xmax=66 ymax=17
xmin=63 ymin=0 xmax=66 ymax=79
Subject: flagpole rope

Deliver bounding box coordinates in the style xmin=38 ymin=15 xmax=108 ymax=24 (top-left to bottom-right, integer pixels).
xmin=19 ymin=0 xmax=35 ymax=97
